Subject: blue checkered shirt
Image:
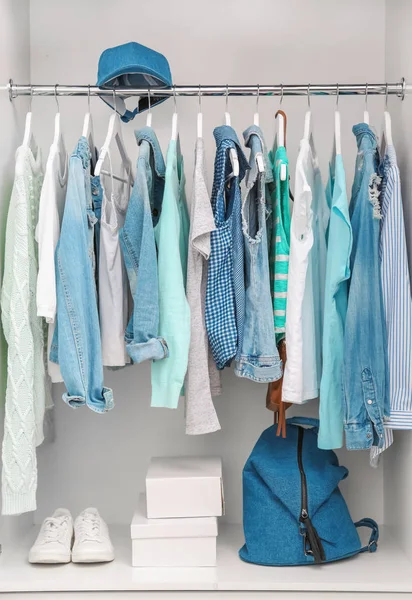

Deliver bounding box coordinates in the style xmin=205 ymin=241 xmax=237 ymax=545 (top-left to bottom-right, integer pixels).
xmin=206 ymin=126 xmax=249 ymax=369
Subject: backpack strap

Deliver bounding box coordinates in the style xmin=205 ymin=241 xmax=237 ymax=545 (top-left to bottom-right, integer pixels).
xmin=355 ymin=518 xmax=379 ymax=553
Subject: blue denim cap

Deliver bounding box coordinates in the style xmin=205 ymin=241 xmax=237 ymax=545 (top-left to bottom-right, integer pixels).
xmin=97 ymin=42 xmax=172 ymax=123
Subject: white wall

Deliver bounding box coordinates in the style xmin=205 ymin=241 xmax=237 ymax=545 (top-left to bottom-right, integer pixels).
xmin=0 ymin=0 xmax=31 ymax=536
xmin=27 ymin=0 xmax=387 ymax=525
xmin=384 ymin=0 xmax=412 ymax=562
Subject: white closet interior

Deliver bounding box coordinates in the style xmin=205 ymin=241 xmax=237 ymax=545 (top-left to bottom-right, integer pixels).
xmin=0 ymin=0 xmax=412 ymax=596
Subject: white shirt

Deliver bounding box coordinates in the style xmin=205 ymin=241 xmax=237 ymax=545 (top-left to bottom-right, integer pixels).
xmin=99 ymin=165 xmax=131 ymax=367
xmin=283 ymin=136 xmax=328 ymax=404
xmin=35 ymin=142 xmax=68 ymax=383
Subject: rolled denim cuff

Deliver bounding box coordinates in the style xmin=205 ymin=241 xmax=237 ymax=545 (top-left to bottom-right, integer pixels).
xmin=234 ymin=356 xmax=283 ymax=383
xmin=126 ymin=337 xmax=169 ymax=364
xmin=62 ymin=386 xmax=114 ymax=413
xmin=344 ymin=422 xmax=374 ymax=450
xmin=62 ymin=391 xmax=86 ymax=409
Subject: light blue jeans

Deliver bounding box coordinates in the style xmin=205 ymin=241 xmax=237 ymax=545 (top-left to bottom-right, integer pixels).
xmin=50 ymin=137 xmax=113 ymax=413
xmin=119 ymin=127 xmax=168 ymax=363
xmin=235 ymin=125 xmax=282 ymax=382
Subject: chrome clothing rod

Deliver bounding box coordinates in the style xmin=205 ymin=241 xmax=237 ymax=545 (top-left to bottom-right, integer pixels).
xmin=0 ymin=79 xmax=409 ymax=100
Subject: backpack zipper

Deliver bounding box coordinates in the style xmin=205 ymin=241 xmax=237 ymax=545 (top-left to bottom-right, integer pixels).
xmin=297 ymin=426 xmax=326 ymax=564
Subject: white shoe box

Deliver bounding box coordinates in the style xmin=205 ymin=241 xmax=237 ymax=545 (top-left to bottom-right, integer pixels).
xmin=131 ymin=494 xmax=218 ymax=567
xmin=145 ymin=456 xmax=224 ymax=519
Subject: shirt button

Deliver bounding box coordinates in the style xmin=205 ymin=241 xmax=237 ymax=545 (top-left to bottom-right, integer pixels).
xmin=367 ymin=400 xmax=373 ymax=405
xmin=366 ymin=433 xmax=372 ymax=439
xmin=92 ymin=190 xmax=98 ymax=196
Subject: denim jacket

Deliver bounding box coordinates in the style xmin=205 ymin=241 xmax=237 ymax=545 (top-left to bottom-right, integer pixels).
xmin=50 ymin=137 xmax=113 ymax=413
xmin=119 ymin=127 xmax=168 ymax=363
xmin=234 ymin=125 xmax=282 ymax=382
xmin=205 ymin=125 xmax=249 ymax=369
xmin=343 ymin=124 xmax=389 ymax=450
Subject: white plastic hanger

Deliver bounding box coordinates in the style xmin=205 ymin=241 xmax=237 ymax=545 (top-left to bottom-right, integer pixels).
xmin=253 ymin=85 xmax=265 ymax=173
xmin=364 ymin=83 xmax=370 ymax=125
xmin=276 ymin=84 xmax=287 ymax=181
xmin=224 ymin=84 xmax=232 ymax=127
xmin=303 ymin=83 xmax=312 ymax=141
xmin=146 ymin=87 xmax=152 ymax=127
xmin=382 ymin=83 xmax=393 ymax=150
xmin=223 ymin=85 xmax=239 ymax=177
xmin=22 ymin=85 xmax=35 ymax=149
xmin=171 ymin=85 xmax=179 ymax=141
xmin=94 ymin=89 xmax=133 ymax=183
xmin=335 ymin=83 xmax=342 ymax=156
xmin=253 ymin=84 xmax=260 ymax=127
xmin=82 ymin=85 xmax=94 ymax=147
xmin=52 ymin=85 xmax=66 ymax=159
xmin=197 ymin=85 xmax=203 ymax=138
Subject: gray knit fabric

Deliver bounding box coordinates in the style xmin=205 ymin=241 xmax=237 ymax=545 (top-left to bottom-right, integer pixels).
xmin=185 ymin=138 xmax=221 ymax=435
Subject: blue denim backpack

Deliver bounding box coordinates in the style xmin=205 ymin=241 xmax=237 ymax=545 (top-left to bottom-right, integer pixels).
xmin=240 ymin=417 xmax=379 ymax=565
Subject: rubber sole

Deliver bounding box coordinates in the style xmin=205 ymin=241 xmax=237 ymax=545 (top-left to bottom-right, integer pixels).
xmin=29 ymin=553 xmax=71 ymax=564
xmin=71 ymin=552 xmax=114 ymax=564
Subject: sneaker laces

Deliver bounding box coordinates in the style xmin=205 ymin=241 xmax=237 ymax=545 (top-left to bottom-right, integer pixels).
xmin=41 ymin=517 xmax=68 ymax=544
xmin=77 ymin=513 xmax=101 ymax=542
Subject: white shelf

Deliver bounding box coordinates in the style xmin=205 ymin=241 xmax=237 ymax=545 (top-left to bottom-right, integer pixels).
xmin=0 ymin=524 xmax=411 ymax=593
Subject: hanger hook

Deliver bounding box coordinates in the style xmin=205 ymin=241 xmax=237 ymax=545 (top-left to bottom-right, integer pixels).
xmin=385 ymin=83 xmax=389 ymax=110
xmin=226 ymin=84 xmax=229 ymax=112
xmin=256 ymin=83 xmax=260 ymax=111
xmin=365 ymin=83 xmax=368 ymax=110
xmin=29 ymin=84 xmax=33 ymax=112
xmin=173 ymin=84 xmax=177 ymax=113
xmin=112 ymin=88 xmax=118 ymax=113
xmin=148 ymin=86 xmax=151 ymax=114
xmin=280 ymin=83 xmax=284 ymax=106
xmin=307 ymin=83 xmax=311 ymax=109
xmin=87 ymin=84 xmax=91 ymax=112
xmin=336 ymin=83 xmax=339 ymax=108
xmin=198 ymin=84 xmax=202 ymax=111
xmin=54 ymin=84 xmax=59 ymax=112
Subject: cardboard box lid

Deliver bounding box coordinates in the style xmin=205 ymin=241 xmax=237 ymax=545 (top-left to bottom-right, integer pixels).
xmin=146 ymin=456 xmax=222 ymax=481
xmin=131 ymin=494 xmax=218 ymax=539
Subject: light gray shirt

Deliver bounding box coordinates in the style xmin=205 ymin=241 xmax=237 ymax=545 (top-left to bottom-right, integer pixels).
xmin=185 ymin=138 xmax=221 ymax=435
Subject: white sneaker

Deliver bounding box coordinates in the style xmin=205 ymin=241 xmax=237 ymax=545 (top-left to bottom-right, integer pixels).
xmin=29 ymin=508 xmax=73 ymax=564
xmin=72 ymin=508 xmax=114 ymax=563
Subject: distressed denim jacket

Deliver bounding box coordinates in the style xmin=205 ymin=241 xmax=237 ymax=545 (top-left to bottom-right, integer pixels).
xmin=205 ymin=125 xmax=249 ymax=369
xmin=50 ymin=137 xmax=113 ymax=413
xmin=234 ymin=125 xmax=282 ymax=382
xmin=119 ymin=127 xmax=168 ymax=363
xmin=343 ymin=124 xmax=389 ymax=450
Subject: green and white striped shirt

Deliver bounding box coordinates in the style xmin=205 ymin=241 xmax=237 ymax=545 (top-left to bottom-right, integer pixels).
xmin=268 ymin=144 xmax=291 ymax=343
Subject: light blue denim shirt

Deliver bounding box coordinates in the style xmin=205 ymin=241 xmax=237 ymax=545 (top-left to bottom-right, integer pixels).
xmin=318 ymin=152 xmax=352 ymax=449
xmin=119 ymin=126 xmax=168 ymax=364
xmin=50 ymin=137 xmax=113 ymax=413
xmin=234 ymin=125 xmax=282 ymax=383
xmin=343 ymin=124 xmax=389 ymax=450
